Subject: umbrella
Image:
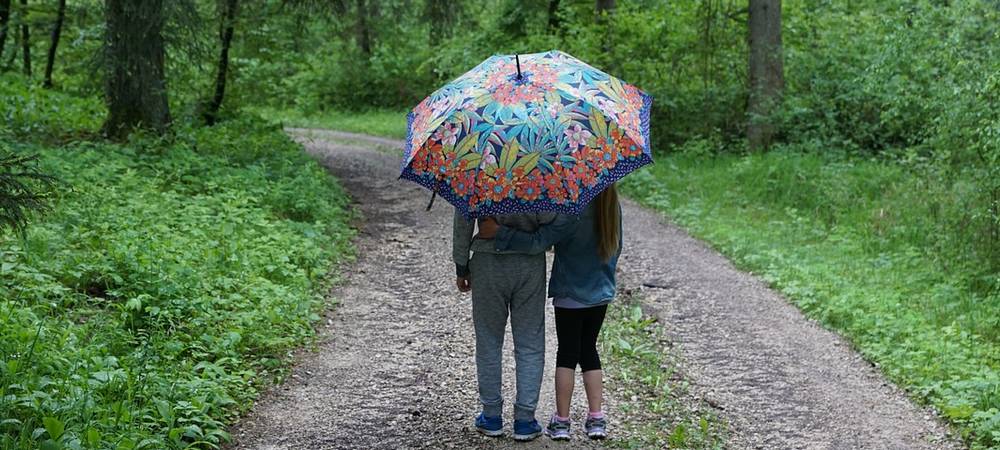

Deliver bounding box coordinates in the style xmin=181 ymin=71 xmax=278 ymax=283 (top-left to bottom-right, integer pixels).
xmin=400 ymin=50 xmax=652 ymax=219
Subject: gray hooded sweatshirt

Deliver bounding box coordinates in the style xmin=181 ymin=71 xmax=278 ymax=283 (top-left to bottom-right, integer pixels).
xmin=453 ymin=210 xmax=556 ymax=277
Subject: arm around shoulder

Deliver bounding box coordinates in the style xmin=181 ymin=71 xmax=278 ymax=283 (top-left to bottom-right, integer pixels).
xmin=494 ymin=214 xmax=579 ymax=254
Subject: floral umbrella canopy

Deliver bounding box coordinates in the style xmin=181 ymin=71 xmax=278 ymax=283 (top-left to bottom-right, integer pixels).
xmin=400 ymin=50 xmax=652 ymax=219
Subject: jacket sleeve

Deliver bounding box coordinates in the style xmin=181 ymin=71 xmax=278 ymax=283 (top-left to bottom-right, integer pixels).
xmin=452 ymin=209 xmax=474 ymax=277
xmin=494 ymin=213 xmax=579 ymax=255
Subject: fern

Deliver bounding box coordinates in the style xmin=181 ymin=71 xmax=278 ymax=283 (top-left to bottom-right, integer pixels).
xmin=0 ymin=145 xmax=57 ymax=234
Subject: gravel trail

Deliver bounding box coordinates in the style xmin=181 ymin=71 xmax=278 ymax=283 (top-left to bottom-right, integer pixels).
xmin=228 ymin=129 xmax=961 ymax=450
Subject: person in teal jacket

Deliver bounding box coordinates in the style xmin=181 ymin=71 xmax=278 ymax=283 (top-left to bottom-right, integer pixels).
xmin=477 ymin=184 xmax=622 ymax=441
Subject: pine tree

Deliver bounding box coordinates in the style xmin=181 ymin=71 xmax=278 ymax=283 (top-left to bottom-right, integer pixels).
xmin=102 ymin=0 xmax=171 ymax=138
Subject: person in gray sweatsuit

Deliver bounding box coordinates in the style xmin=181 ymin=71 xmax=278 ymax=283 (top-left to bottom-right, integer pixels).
xmin=453 ymin=209 xmax=554 ymax=441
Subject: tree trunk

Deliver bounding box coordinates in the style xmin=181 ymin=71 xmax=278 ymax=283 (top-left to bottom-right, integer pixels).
xmin=291 ymin=10 xmax=303 ymax=53
xmin=596 ymin=0 xmax=615 ymax=64
xmin=43 ymin=0 xmax=64 ymax=88
xmin=102 ymin=0 xmax=170 ymax=138
xmin=0 ymin=0 xmax=11 ymax=59
xmin=699 ymin=0 xmax=716 ymax=91
xmin=3 ymin=30 xmax=15 ymax=69
xmin=547 ymin=0 xmax=560 ymax=31
xmin=747 ymin=0 xmax=783 ymax=151
xmin=355 ymin=0 xmax=371 ymax=56
xmin=18 ymin=0 xmax=28 ymax=76
xmin=204 ymin=0 xmax=238 ymax=125
xmin=424 ymin=0 xmax=459 ymax=43
xmin=596 ymin=0 xmax=614 ymax=15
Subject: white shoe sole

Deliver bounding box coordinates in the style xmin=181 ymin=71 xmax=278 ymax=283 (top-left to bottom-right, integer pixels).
xmin=476 ymin=427 xmax=504 ymax=437
xmin=513 ymin=431 xmax=541 ymax=441
xmin=544 ymin=430 xmax=570 ymax=441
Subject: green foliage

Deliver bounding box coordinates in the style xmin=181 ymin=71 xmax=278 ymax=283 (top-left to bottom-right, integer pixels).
xmin=0 ymin=1 xmax=105 ymax=95
xmin=622 ymin=151 xmax=1000 ymax=448
xmin=0 ymin=73 xmax=103 ymax=139
xmin=601 ymin=300 xmax=726 ymax=449
xmin=0 ymin=116 xmax=354 ymax=449
xmin=780 ymin=1 xmax=999 ymax=154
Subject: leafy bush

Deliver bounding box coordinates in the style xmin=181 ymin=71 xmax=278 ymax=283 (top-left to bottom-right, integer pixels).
xmin=779 ymin=1 xmax=999 ymax=156
xmin=0 ymin=117 xmax=354 ymax=450
xmin=0 ymin=73 xmax=104 ymax=139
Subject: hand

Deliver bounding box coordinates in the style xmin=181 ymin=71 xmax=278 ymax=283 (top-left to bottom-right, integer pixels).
xmin=456 ymin=277 xmax=471 ymax=292
xmin=477 ymin=217 xmax=499 ymax=239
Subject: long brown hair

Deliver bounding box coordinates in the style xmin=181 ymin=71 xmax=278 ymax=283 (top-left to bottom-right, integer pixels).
xmin=595 ymin=184 xmax=621 ymax=262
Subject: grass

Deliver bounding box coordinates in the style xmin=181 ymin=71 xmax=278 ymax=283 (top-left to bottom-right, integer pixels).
xmin=250 ymin=107 xmax=409 ymax=140
xmin=620 ymin=149 xmax=1000 ymax=448
xmin=1 ymin=78 xmax=356 ymax=449
xmin=600 ymin=297 xmax=726 ymax=448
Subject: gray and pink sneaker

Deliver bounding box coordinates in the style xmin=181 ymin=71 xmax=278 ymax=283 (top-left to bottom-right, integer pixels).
xmin=544 ymin=416 xmax=571 ymax=441
xmin=585 ymin=415 xmax=608 ymax=439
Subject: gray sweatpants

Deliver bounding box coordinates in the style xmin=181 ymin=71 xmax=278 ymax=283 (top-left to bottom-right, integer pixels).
xmin=470 ymin=251 xmax=546 ymax=422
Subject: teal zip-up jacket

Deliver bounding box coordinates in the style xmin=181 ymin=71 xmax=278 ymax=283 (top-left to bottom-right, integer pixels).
xmin=493 ymin=203 xmax=622 ymax=306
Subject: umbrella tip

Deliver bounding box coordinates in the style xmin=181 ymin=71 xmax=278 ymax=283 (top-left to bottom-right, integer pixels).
xmin=515 ymin=54 xmax=522 ymax=80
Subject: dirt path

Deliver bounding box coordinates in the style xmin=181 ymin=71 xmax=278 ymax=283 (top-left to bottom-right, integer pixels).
xmin=228 ymin=129 xmax=961 ymax=449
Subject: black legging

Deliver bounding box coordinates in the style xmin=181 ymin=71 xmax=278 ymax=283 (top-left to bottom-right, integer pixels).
xmin=554 ymin=305 xmax=608 ymax=372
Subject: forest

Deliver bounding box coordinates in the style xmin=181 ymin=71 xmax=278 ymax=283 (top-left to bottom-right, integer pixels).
xmin=1 ymin=0 xmax=999 ymax=448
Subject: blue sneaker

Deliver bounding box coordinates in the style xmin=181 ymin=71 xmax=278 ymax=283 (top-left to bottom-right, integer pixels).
xmin=513 ymin=418 xmax=542 ymax=441
xmin=475 ymin=413 xmax=504 ymax=437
